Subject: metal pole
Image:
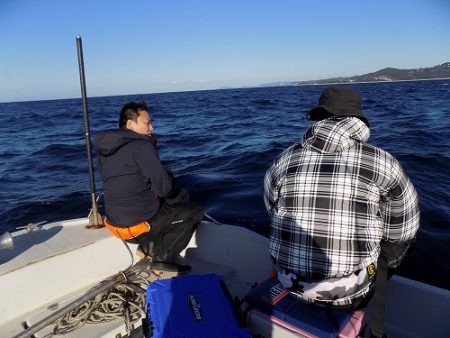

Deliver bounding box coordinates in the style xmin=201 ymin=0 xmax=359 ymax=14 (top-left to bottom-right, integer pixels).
xmin=76 ymin=36 xmax=103 ymax=228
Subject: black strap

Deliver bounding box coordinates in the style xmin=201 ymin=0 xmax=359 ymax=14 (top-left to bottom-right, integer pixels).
xmin=324 ymin=306 xmax=341 ymax=333
xmin=368 ymin=252 xmax=389 ymax=338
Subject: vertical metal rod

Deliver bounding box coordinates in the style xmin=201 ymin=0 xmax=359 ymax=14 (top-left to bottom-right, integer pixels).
xmin=76 ymin=36 xmax=102 ymax=228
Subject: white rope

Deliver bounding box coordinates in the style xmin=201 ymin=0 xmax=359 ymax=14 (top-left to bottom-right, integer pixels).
xmin=52 ymin=265 xmax=155 ymax=335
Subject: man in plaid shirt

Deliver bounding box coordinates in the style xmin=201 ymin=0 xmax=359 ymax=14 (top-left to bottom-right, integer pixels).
xmin=264 ymin=86 xmax=420 ymax=307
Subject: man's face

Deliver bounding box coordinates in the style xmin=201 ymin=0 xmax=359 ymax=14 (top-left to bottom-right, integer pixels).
xmin=126 ymin=110 xmax=153 ymax=135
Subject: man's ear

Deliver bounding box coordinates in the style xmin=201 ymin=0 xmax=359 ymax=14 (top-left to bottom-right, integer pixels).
xmin=126 ymin=119 xmax=135 ymax=131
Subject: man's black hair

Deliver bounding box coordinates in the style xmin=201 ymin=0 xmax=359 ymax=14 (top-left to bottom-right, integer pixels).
xmin=119 ymin=102 xmax=148 ymax=128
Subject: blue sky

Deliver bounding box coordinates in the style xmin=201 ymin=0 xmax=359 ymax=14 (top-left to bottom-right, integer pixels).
xmin=1 ymin=0 xmax=449 ymax=102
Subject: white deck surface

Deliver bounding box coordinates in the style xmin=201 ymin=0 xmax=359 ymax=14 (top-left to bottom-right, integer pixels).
xmin=1 ymin=218 xmax=449 ymax=338
xmin=0 ymin=219 xmax=272 ymax=337
xmin=0 ymin=218 xmax=141 ymax=337
xmin=0 ymin=218 xmax=112 ymax=276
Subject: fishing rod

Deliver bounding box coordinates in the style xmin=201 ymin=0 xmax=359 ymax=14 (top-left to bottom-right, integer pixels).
xmin=76 ymin=36 xmax=103 ymax=228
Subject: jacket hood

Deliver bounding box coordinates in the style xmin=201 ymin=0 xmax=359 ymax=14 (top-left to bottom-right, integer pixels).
xmin=301 ymin=117 xmax=370 ymax=154
xmin=93 ymin=129 xmax=154 ymax=156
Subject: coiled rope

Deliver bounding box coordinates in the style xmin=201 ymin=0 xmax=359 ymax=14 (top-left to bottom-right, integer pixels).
xmin=52 ymin=259 xmax=159 ymax=335
xmin=52 ymin=263 xmax=157 ymax=335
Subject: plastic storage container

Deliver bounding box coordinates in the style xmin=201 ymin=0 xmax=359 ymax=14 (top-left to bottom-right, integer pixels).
xmin=243 ymin=277 xmax=365 ymax=338
xmin=146 ymin=273 xmax=250 ymax=338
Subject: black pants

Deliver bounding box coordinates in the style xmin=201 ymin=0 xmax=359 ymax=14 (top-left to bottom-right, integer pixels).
xmin=128 ymin=198 xmax=203 ymax=262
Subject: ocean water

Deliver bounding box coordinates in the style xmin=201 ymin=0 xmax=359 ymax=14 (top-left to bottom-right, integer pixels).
xmin=0 ymin=80 xmax=449 ymax=289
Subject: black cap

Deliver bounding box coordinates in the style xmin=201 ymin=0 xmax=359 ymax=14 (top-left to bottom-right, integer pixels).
xmin=307 ymin=86 xmax=369 ymax=127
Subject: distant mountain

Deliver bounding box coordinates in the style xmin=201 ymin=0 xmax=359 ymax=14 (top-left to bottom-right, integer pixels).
xmin=292 ymin=62 xmax=450 ymax=86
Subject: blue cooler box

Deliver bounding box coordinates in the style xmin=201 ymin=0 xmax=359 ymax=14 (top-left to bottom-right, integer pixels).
xmin=243 ymin=277 xmax=365 ymax=338
xmin=146 ymin=274 xmax=250 ymax=338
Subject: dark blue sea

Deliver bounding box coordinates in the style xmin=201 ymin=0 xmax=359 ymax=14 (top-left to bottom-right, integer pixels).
xmin=1 ymin=81 xmax=449 ymax=289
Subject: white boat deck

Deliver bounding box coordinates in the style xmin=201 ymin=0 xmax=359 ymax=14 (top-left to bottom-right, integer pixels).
xmin=0 ymin=219 xmax=272 ymax=337
xmin=0 ymin=218 xmax=141 ymax=337
xmin=0 ymin=218 xmax=111 ymax=276
xmin=1 ymin=218 xmax=449 ymax=338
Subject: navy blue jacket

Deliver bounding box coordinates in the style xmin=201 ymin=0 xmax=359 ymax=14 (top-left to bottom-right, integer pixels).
xmin=93 ymin=129 xmax=172 ymax=227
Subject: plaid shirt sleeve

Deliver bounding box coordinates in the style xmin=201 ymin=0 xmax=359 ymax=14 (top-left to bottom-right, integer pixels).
xmin=379 ymin=156 xmax=420 ymax=267
xmin=264 ymin=145 xmax=295 ymax=214
xmin=382 ymin=156 xmax=420 ymax=242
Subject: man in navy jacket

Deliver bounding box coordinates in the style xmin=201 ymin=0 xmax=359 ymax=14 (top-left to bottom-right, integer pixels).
xmin=94 ymin=102 xmax=203 ymax=272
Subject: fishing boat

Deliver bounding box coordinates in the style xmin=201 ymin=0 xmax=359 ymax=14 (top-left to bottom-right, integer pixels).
xmin=0 ymin=217 xmax=449 ymax=338
xmin=1 ymin=36 xmax=449 ymax=337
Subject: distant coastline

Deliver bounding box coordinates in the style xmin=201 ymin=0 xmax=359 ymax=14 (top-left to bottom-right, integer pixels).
xmin=293 ymin=76 xmax=450 ymax=87
xmin=259 ymin=62 xmax=450 ymax=88
xmin=292 ymin=62 xmax=450 ymax=86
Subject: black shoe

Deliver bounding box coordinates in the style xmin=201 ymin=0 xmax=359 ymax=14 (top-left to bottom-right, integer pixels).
xmin=151 ymin=261 xmax=191 ymax=273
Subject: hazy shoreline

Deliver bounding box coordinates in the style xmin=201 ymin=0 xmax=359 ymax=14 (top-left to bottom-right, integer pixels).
xmin=292 ymin=77 xmax=450 ymax=87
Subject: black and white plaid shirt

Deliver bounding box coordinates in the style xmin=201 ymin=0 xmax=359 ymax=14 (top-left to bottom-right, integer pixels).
xmin=264 ymin=117 xmax=420 ymax=280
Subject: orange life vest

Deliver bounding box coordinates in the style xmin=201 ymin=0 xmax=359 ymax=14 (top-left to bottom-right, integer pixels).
xmin=103 ymin=217 xmax=150 ymax=240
